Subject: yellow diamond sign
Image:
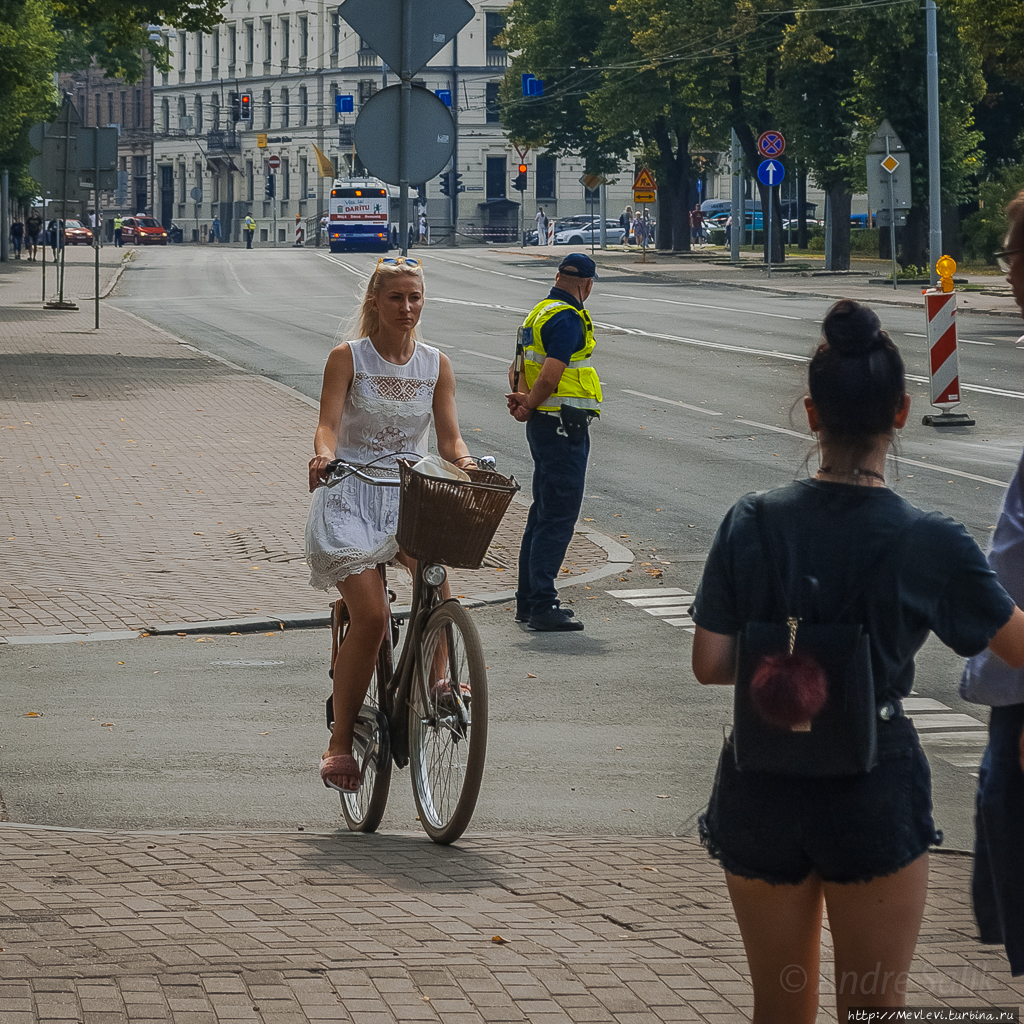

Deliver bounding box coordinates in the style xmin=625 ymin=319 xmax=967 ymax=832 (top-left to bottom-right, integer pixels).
xmin=881 ymin=154 xmax=900 ymax=173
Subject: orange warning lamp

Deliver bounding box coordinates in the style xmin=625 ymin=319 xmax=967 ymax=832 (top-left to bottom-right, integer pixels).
xmin=936 ymin=255 xmax=956 ymax=293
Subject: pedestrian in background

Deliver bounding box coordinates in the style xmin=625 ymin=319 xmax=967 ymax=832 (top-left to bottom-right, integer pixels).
xmin=691 ymin=203 xmax=704 ymax=246
xmin=113 ymin=214 xmax=123 ymax=247
xmin=26 ymin=209 xmax=42 ymax=260
xmin=10 ymin=218 xmax=24 ymax=259
xmin=507 ymin=253 xmax=602 ymax=632
xmin=211 ymin=216 xmax=221 ymax=243
xmin=244 ymin=213 xmax=256 ymax=249
xmin=536 ymin=206 xmax=548 ymax=246
xmin=959 ymin=187 xmax=1024 ymax=979
xmin=619 ymin=205 xmax=632 ymax=240
xmin=691 ymin=298 xmax=1024 ymax=1022
xmin=724 ymin=213 xmax=733 ymax=247
xmin=418 ymin=212 xmax=428 ymax=245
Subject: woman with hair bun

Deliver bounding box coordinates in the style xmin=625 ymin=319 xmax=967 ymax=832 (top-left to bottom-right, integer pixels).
xmin=690 ymin=298 xmax=1024 ymax=1022
xmin=306 ymin=257 xmax=476 ymax=794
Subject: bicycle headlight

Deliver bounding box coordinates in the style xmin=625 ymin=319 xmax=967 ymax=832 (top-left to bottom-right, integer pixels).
xmin=423 ymin=564 xmax=447 ymax=587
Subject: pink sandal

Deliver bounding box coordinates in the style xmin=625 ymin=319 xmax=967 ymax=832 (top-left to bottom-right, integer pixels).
xmin=320 ymin=753 xmax=362 ymax=794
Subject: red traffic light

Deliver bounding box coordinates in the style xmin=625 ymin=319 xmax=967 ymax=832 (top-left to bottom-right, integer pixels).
xmin=239 ymin=93 xmax=252 ymax=119
xmin=518 ymin=164 xmax=528 ymax=174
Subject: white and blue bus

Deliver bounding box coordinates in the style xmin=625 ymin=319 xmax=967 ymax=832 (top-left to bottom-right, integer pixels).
xmin=327 ymin=178 xmax=394 ymax=252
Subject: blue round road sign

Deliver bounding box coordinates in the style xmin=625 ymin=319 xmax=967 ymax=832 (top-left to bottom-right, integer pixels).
xmin=756 ymin=159 xmax=785 ymax=188
xmin=757 ymin=130 xmax=786 ymax=157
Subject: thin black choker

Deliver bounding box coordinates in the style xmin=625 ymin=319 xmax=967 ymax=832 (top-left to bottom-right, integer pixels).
xmin=818 ymin=466 xmax=886 ymax=483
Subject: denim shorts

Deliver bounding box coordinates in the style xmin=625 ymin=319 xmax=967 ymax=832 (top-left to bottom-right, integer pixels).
xmin=699 ymin=717 xmax=941 ymax=885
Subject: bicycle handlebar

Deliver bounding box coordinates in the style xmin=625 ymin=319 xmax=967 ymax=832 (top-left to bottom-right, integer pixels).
xmin=321 ymin=454 xmax=497 ymax=489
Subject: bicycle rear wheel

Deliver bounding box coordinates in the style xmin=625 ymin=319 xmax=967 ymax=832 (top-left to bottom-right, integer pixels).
xmin=330 ymin=602 xmax=393 ymax=833
xmin=408 ymin=600 xmax=488 ymax=844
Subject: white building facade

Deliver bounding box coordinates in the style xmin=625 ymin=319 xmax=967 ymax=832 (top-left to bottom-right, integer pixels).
xmin=152 ymin=1 xmax=634 ymax=245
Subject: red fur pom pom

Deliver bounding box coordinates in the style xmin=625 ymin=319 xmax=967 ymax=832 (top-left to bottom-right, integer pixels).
xmin=750 ymin=651 xmax=828 ymax=728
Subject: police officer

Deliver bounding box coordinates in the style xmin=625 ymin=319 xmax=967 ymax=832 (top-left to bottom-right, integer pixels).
xmin=244 ymin=213 xmax=256 ymax=249
xmin=113 ymin=214 xmax=123 ymax=248
xmin=507 ymin=252 xmax=602 ymax=631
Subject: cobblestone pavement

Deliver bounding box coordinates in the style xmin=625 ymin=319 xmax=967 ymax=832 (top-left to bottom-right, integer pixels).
xmin=0 ymin=827 xmax=1021 ymax=1023
xmin=0 ymin=250 xmax=619 ymax=639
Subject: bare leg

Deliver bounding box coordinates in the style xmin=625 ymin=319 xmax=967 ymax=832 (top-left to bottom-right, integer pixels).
xmin=725 ymin=870 xmax=825 ymax=1024
xmin=323 ymin=567 xmax=390 ymax=790
xmin=824 ymin=854 xmax=929 ymax=1020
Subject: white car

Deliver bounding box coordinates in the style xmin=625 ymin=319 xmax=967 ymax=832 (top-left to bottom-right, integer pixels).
xmin=553 ymin=220 xmax=626 ymax=245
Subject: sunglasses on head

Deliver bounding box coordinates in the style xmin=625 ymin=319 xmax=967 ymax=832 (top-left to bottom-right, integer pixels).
xmin=376 ymin=256 xmax=421 ymax=268
xmin=995 ymin=249 xmax=1023 ymax=274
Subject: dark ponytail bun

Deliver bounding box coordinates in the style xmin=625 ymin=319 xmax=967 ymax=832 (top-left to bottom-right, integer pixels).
xmin=808 ymin=299 xmax=906 ymax=441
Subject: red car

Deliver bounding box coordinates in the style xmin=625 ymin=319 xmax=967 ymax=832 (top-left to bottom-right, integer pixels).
xmin=64 ymin=219 xmax=94 ymax=245
xmin=121 ymin=215 xmax=168 ymax=246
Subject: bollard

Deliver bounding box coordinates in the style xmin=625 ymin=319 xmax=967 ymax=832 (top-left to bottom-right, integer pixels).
xmin=922 ymin=255 xmax=975 ymax=427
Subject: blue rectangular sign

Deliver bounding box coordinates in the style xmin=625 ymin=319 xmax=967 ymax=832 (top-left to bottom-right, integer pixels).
xmin=435 ymin=89 xmax=452 ymax=107
xmin=336 ymin=95 xmax=354 ymax=114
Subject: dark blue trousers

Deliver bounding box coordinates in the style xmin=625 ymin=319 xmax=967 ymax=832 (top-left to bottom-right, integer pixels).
xmin=973 ymin=702 xmax=1024 ymax=976
xmin=516 ymin=412 xmax=590 ymax=618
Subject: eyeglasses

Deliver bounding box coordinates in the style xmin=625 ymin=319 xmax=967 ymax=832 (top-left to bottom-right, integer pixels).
xmin=995 ymin=249 xmax=1023 ymax=274
xmin=376 ymin=256 xmax=421 ymax=268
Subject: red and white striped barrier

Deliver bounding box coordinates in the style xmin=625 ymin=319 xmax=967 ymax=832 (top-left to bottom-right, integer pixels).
xmin=924 ymin=289 xmax=960 ymax=408
xmin=547 ymin=220 xmax=554 ymax=245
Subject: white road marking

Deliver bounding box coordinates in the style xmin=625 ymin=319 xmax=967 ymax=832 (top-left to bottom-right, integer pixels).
xmin=429 ymin=295 xmax=530 ymax=315
xmin=902 ymin=697 xmax=951 ymax=712
xmin=317 ymin=253 xmax=365 ymax=277
xmin=461 ymin=349 xmax=509 ymax=363
xmin=603 ymin=292 xmax=804 ymax=320
xmin=961 ymin=339 xmax=996 ymax=346
xmin=622 ymin=595 xmax=694 ymax=607
xmin=622 ymin=389 xmax=723 ymax=416
xmin=606 ymin=587 xmax=689 ymax=597
xmin=735 ymin=418 xmax=811 ymax=440
xmin=607 ymin=587 xmax=695 ymax=632
xmin=223 ymin=257 xmax=250 ymax=295
xmin=910 ymin=713 xmax=987 ymax=730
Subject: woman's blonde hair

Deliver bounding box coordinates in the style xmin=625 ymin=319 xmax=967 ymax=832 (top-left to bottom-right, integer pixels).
xmin=345 ymin=260 xmax=426 ymax=341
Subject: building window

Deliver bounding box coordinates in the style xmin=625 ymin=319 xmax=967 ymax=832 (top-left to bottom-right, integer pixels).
xmin=280 ymin=88 xmax=289 ymax=128
xmin=108 ymin=93 xmax=114 ymax=123
xmin=299 ymin=86 xmax=308 ymax=125
xmin=94 ymin=94 xmax=101 ymax=126
xmin=195 ymin=95 xmax=203 ymax=132
xmin=262 ymin=20 xmax=272 ymax=63
xmin=358 ymin=79 xmax=377 ymax=106
xmin=331 ymin=13 xmax=340 ymax=55
xmin=263 ymin=88 xmax=272 ymax=128
xmin=212 ymin=28 xmax=220 ymax=68
xmin=299 ymin=16 xmax=308 ymax=60
xmin=228 ymin=25 xmax=236 ymax=67
xmin=299 ymin=156 xmax=308 ymax=200
xmin=178 ymin=96 xmax=187 ymax=126
xmin=485 ymin=82 xmax=501 ymax=124
xmin=282 ymin=157 xmax=290 ymax=200
xmin=135 ymin=90 xmax=143 ymax=128
xmin=178 ymin=161 xmax=186 ymax=203
xmin=246 ymin=159 xmax=254 ymax=202
xmin=485 ymin=12 xmax=506 ymax=66
xmin=133 ymin=155 xmax=147 ymax=212
xmin=161 ymin=98 xmax=169 ymax=133
xmin=196 ymin=33 xmax=203 ymax=72
xmin=121 ymin=92 xmax=127 ymax=127
xmin=245 ymin=22 xmax=254 ymax=63
xmin=280 ymin=17 xmax=289 ymax=63
xmin=536 ymin=154 xmax=556 ymax=200
xmin=331 ymin=83 xmax=339 ymax=123
xmin=194 ymin=160 xmax=203 ymax=199
xmin=211 ymin=93 xmax=219 ymax=130
xmin=179 ymin=35 xmax=187 ymax=71
xmin=486 ymin=155 xmax=506 ymax=198
xmin=213 ymin=173 xmax=219 ymax=204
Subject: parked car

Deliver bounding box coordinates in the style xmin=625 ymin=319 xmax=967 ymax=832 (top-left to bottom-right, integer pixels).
xmin=554 ymin=219 xmax=627 ymax=245
xmin=524 ymin=215 xmax=601 ymax=246
xmin=121 ymin=215 xmax=168 ymax=246
xmin=63 ymin=219 xmax=94 ymax=245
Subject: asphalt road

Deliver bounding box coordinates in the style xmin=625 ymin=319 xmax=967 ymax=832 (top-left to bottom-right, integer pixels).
xmin=8 ymin=243 xmax=1017 ymax=847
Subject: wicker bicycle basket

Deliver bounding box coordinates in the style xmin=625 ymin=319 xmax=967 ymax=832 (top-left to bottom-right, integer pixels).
xmin=396 ymin=459 xmax=520 ymax=570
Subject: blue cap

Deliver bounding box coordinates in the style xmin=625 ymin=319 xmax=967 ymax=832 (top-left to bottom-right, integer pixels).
xmin=557 ymin=252 xmax=598 ymax=279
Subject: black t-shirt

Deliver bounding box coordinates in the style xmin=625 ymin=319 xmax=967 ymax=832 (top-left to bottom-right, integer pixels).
xmin=692 ymin=480 xmax=1015 ymax=703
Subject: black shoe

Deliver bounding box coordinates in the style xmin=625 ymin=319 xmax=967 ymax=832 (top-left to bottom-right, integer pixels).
xmin=528 ymin=604 xmax=583 ymax=632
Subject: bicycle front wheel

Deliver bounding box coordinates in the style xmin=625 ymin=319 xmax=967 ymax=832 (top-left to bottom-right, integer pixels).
xmin=409 ymin=600 xmax=488 ymax=844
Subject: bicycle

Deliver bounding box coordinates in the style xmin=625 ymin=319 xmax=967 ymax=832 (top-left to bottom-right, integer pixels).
xmin=320 ymin=455 xmax=518 ymax=845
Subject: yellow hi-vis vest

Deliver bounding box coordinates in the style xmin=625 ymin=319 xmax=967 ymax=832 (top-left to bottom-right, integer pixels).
xmin=113 ymin=216 xmax=123 ymax=229
xmin=521 ymin=298 xmax=602 ymax=414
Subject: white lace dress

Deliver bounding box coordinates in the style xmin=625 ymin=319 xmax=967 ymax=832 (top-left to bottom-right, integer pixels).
xmin=305 ymin=337 xmax=440 ymax=590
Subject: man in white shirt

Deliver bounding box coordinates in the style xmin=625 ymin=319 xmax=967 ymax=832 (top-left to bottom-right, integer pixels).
xmin=536 ymin=207 xmax=548 ymax=246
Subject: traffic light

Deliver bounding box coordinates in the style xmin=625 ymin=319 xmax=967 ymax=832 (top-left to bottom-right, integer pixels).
xmin=513 ymin=164 xmax=528 ymax=192
xmin=416 ymin=182 xmax=427 ymax=204
xmin=239 ymin=93 xmax=252 ymax=121
xmin=230 ymin=92 xmax=241 ymax=121
xmin=439 ymin=171 xmax=451 ymax=197
xmin=264 ymin=174 xmax=276 ymax=199
xmin=453 ymin=171 xmax=464 ymax=194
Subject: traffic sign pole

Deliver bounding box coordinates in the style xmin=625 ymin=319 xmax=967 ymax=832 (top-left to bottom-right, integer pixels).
xmin=886 ymin=140 xmax=898 ymax=291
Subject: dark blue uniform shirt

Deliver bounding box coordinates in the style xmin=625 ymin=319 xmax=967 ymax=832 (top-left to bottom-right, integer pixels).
xmin=539 ymin=286 xmax=585 ymax=365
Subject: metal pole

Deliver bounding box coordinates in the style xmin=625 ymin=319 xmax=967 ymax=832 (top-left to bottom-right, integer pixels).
xmin=0 ymin=170 xmax=9 ymax=263
xmin=94 ymin=127 xmax=100 ymax=328
xmin=767 ymin=184 xmax=773 ymax=279
xmin=887 ymin=138 xmax=898 ymax=292
xmin=450 ymin=34 xmax=459 ymax=245
xmin=398 ymin=0 xmax=412 ymax=257
xmin=272 ymin=173 xmax=277 ymax=246
xmin=730 ymin=129 xmax=741 ymax=264
xmin=59 ymin=99 xmax=70 ymax=304
xmin=599 ymin=182 xmax=607 ymax=249
xmin=926 ymin=0 xmax=942 ymax=286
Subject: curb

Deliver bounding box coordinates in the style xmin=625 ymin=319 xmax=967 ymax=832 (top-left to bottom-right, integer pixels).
xmin=98 ymin=257 xmax=129 ymax=299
